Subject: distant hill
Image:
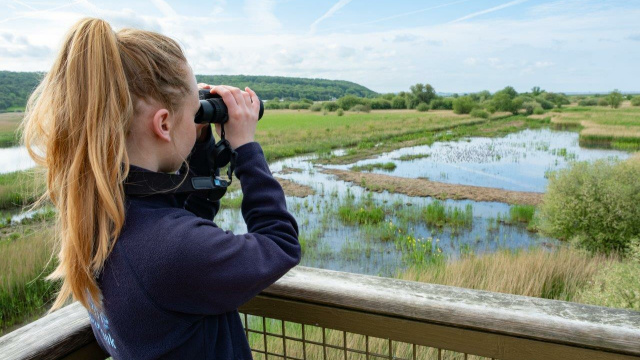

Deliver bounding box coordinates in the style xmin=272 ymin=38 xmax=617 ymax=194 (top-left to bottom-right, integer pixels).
xmin=0 ymin=71 xmax=44 ymax=111
xmin=0 ymin=70 xmax=377 ymax=111
xmin=195 ymin=75 xmax=377 ymax=101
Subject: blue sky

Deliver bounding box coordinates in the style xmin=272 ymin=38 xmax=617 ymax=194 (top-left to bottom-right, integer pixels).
xmin=1 ymin=0 xmax=639 ymax=94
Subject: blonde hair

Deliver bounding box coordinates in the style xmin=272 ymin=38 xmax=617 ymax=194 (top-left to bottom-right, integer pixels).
xmin=20 ymin=17 xmax=192 ymax=314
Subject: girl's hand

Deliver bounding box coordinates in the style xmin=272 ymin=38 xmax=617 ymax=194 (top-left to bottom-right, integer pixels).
xmin=207 ymin=85 xmax=260 ymax=150
xmin=195 ymin=83 xmax=212 ymax=142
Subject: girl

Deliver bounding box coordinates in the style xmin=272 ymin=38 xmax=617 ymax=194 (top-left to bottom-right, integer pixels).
xmin=21 ymin=17 xmax=300 ymax=359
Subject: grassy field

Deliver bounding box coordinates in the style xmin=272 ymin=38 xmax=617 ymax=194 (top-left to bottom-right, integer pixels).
xmin=0 ymin=112 xmax=22 ymax=147
xmin=545 ymin=105 xmax=640 ymax=150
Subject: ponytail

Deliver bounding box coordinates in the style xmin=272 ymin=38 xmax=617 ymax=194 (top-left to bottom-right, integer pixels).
xmin=21 ymin=17 xmax=191 ymax=314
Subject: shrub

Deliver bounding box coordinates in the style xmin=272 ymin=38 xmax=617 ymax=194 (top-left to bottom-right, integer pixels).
xmin=430 ymin=97 xmax=453 ymax=110
xmin=539 ymin=159 xmax=640 ymax=255
xmin=491 ymin=92 xmax=522 ymax=114
xmin=578 ymin=98 xmax=599 ymax=106
xmin=371 ymin=98 xmax=392 ymax=109
xmin=452 ymin=96 xmax=476 ymax=114
xmin=606 ymin=89 xmax=623 ymax=109
xmin=533 ymin=107 xmax=545 ymax=115
xmin=598 ymin=98 xmax=609 ymax=106
xmin=351 ymin=104 xmax=371 ymax=113
xmin=265 ymin=101 xmax=282 ymax=109
xmin=391 ymin=96 xmax=407 ymax=109
xmin=523 ymin=101 xmax=542 ymax=115
xmin=535 ymin=97 xmax=555 ymax=110
xmin=631 ymin=96 xmax=640 ymax=106
xmin=309 ymin=103 xmax=322 ymax=112
xmin=469 ymin=108 xmax=489 ymax=119
xmin=416 ymin=102 xmax=429 ymax=112
xmin=337 ymin=95 xmax=364 ymax=110
xmin=289 ymin=102 xmax=310 ymax=110
xmin=322 ymin=102 xmax=339 ymax=112
xmin=336 ymin=108 xmax=344 ymax=116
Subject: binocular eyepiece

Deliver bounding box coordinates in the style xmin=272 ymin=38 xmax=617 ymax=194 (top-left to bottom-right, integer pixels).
xmin=194 ymin=89 xmax=264 ymax=124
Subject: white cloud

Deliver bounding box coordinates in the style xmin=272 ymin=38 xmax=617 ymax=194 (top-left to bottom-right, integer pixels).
xmin=1 ymin=0 xmax=639 ymax=93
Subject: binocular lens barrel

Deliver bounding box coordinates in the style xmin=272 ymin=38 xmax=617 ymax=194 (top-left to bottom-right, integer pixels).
xmin=194 ymin=89 xmax=264 ymax=124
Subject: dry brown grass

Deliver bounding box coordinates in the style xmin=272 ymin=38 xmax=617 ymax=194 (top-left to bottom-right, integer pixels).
xmin=396 ymin=246 xmax=611 ymax=301
xmin=274 ymin=177 xmax=315 ymax=198
xmin=321 ymin=168 xmax=543 ymax=205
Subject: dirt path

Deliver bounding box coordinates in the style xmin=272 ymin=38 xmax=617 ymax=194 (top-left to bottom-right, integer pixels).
xmin=321 ymin=168 xmax=543 ymax=205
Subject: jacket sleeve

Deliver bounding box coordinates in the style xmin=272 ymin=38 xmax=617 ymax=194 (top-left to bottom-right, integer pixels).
xmin=143 ymin=141 xmax=301 ymax=315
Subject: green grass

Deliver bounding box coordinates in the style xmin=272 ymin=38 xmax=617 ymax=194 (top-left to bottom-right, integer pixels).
xmin=0 ymin=169 xmax=46 ymax=210
xmin=509 ymin=204 xmax=536 ymax=224
xmin=349 ymin=162 xmax=396 ymax=172
xmin=423 ymin=201 xmax=473 ymax=228
xmin=396 ymin=153 xmax=431 ymax=161
xmin=0 ymin=224 xmax=59 ymax=335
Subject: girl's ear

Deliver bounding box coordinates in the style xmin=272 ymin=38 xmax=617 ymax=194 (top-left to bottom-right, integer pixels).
xmin=151 ymin=108 xmax=171 ymax=142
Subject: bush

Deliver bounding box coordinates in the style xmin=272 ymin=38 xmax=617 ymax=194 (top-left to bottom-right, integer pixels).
xmin=535 ymin=98 xmax=555 ymax=110
xmin=371 ymin=98 xmax=392 ymax=109
xmin=578 ymin=98 xmax=599 ymax=106
xmin=337 ymin=95 xmax=364 ymax=110
xmin=391 ymin=96 xmax=407 ymax=109
xmin=430 ymin=97 xmax=453 ymax=110
xmin=491 ymin=92 xmax=522 ymax=114
xmin=289 ymin=102 xmax=310 ymax=110
xmin=416 ymin=102 xmax=429 ymax=112
xmin=606 ymin=90 xmax=623 ymax=109
xmin=631 ymin=96 xmax=640 ymax=106
xmin=533 ymin=107 xmax=545 ymax=115
xmin=598 ymin=98 xmax=610 ymax=106
xmin=452 ymin=96 xmax=476 ymax=114
xmin=309 ymin=103 xmax=322 ymax=112
xmin=265 ymin=101 xmax=282 ymax=110
xmin=539 ymin=159 xmax=640 ymax=255
xmin=336 ymin=108 xmax=344 ymax=116
xmin=523 ymin=101 xmax=542 ymax=115
xmin=469 ymin=109 xmax=489 ymax=119
xmin=322 ymin=102 xmax=339 ymax=112
xmin=351 ymin=104 xmax=371 ymax=113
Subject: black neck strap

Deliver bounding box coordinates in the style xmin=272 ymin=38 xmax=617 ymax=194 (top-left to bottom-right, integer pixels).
xmin=123 ymin=170 xmax=230 ymax=201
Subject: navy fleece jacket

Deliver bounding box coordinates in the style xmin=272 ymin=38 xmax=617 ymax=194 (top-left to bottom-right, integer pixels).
xmin=87 ymin=128 xmax=301 ymax=359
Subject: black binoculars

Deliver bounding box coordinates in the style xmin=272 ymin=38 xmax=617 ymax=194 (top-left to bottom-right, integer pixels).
xmin=194 ymin=89 xmax=264 ymax=124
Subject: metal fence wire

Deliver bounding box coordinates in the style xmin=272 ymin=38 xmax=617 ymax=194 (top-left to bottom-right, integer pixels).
xmin=240 ymin=312 xmax=494 ymax=360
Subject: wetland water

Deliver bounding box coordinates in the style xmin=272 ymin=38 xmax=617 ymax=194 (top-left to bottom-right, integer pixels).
xmin=327 ymin=128 xmax=629 ymax=192
xmin=2 ymin=128 xmax=631 ymax=277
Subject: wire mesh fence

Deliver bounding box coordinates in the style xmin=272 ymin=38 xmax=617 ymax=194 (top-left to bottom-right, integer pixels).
xmin=240 ymin=312 xmax=495 ymax=360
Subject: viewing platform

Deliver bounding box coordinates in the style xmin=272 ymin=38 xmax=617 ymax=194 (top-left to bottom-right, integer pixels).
xmin=1 ymin=266 xmax=639 ymax=360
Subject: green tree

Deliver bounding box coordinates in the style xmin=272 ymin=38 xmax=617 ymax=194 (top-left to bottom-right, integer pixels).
xmin=606 ymin=89 xmax=623 ymax=109
xmin=531 ymin=86 xmax=544 ymax=96
xmin=452 ymin=96 xmax=476 ymax=114
xmin=410 ymin=83 xmax=437 ymax=105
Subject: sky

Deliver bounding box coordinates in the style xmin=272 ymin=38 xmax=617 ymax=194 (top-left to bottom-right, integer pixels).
xmin=1 ymin=0 xmax=639 ymax=94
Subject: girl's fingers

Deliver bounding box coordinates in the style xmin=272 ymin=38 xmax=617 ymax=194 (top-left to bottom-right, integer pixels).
xmin=197 ymin=83 xmax=211 ymax=90
xmin=209 ymin=86 xmax=239 ymax=112
xmin=246 ymin=87 xmax=260 ymax=112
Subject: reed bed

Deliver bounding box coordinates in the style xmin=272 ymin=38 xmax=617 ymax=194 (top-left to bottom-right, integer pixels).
xmin=395 ymin=246 xmax=610 ymax=301
xmin=0 ymin=224 xmax=59 ymax=335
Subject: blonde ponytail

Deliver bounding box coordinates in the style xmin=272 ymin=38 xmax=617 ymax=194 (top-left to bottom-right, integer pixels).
xmin=21 ymin=17 xmax=191 ymax=314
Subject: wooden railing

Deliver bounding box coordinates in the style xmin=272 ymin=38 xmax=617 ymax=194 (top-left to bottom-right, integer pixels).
xmin=1 ymin=266 xmax=639 ymax=359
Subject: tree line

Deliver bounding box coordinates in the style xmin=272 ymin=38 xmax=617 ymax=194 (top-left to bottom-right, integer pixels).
xmin=0 ymin=71 xmax=378 ymax=111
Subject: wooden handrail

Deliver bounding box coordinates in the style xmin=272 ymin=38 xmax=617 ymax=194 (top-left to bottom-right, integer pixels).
xmin=1 ymin=266 xmax=639 ymax=359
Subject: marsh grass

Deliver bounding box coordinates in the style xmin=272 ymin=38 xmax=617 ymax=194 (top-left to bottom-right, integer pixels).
xmin=349 ymin=162 xmax=396 ymax=172
xmin=396 ymin=153 xmax=431 ymax=161
xmin=396 ymin=246 xmax=609 ymax=301
xmin=423 ymin=201 xmax=473 ymax=228
xmin=0 ymin=168 xmax=46 ymax=210
xmin=508 ymin=204 xmax=536 ymax=224
xmin=0 ymin=223 xmax=59 ymax=335
xmin=0 ymin=112 xmax=23 ymax=148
